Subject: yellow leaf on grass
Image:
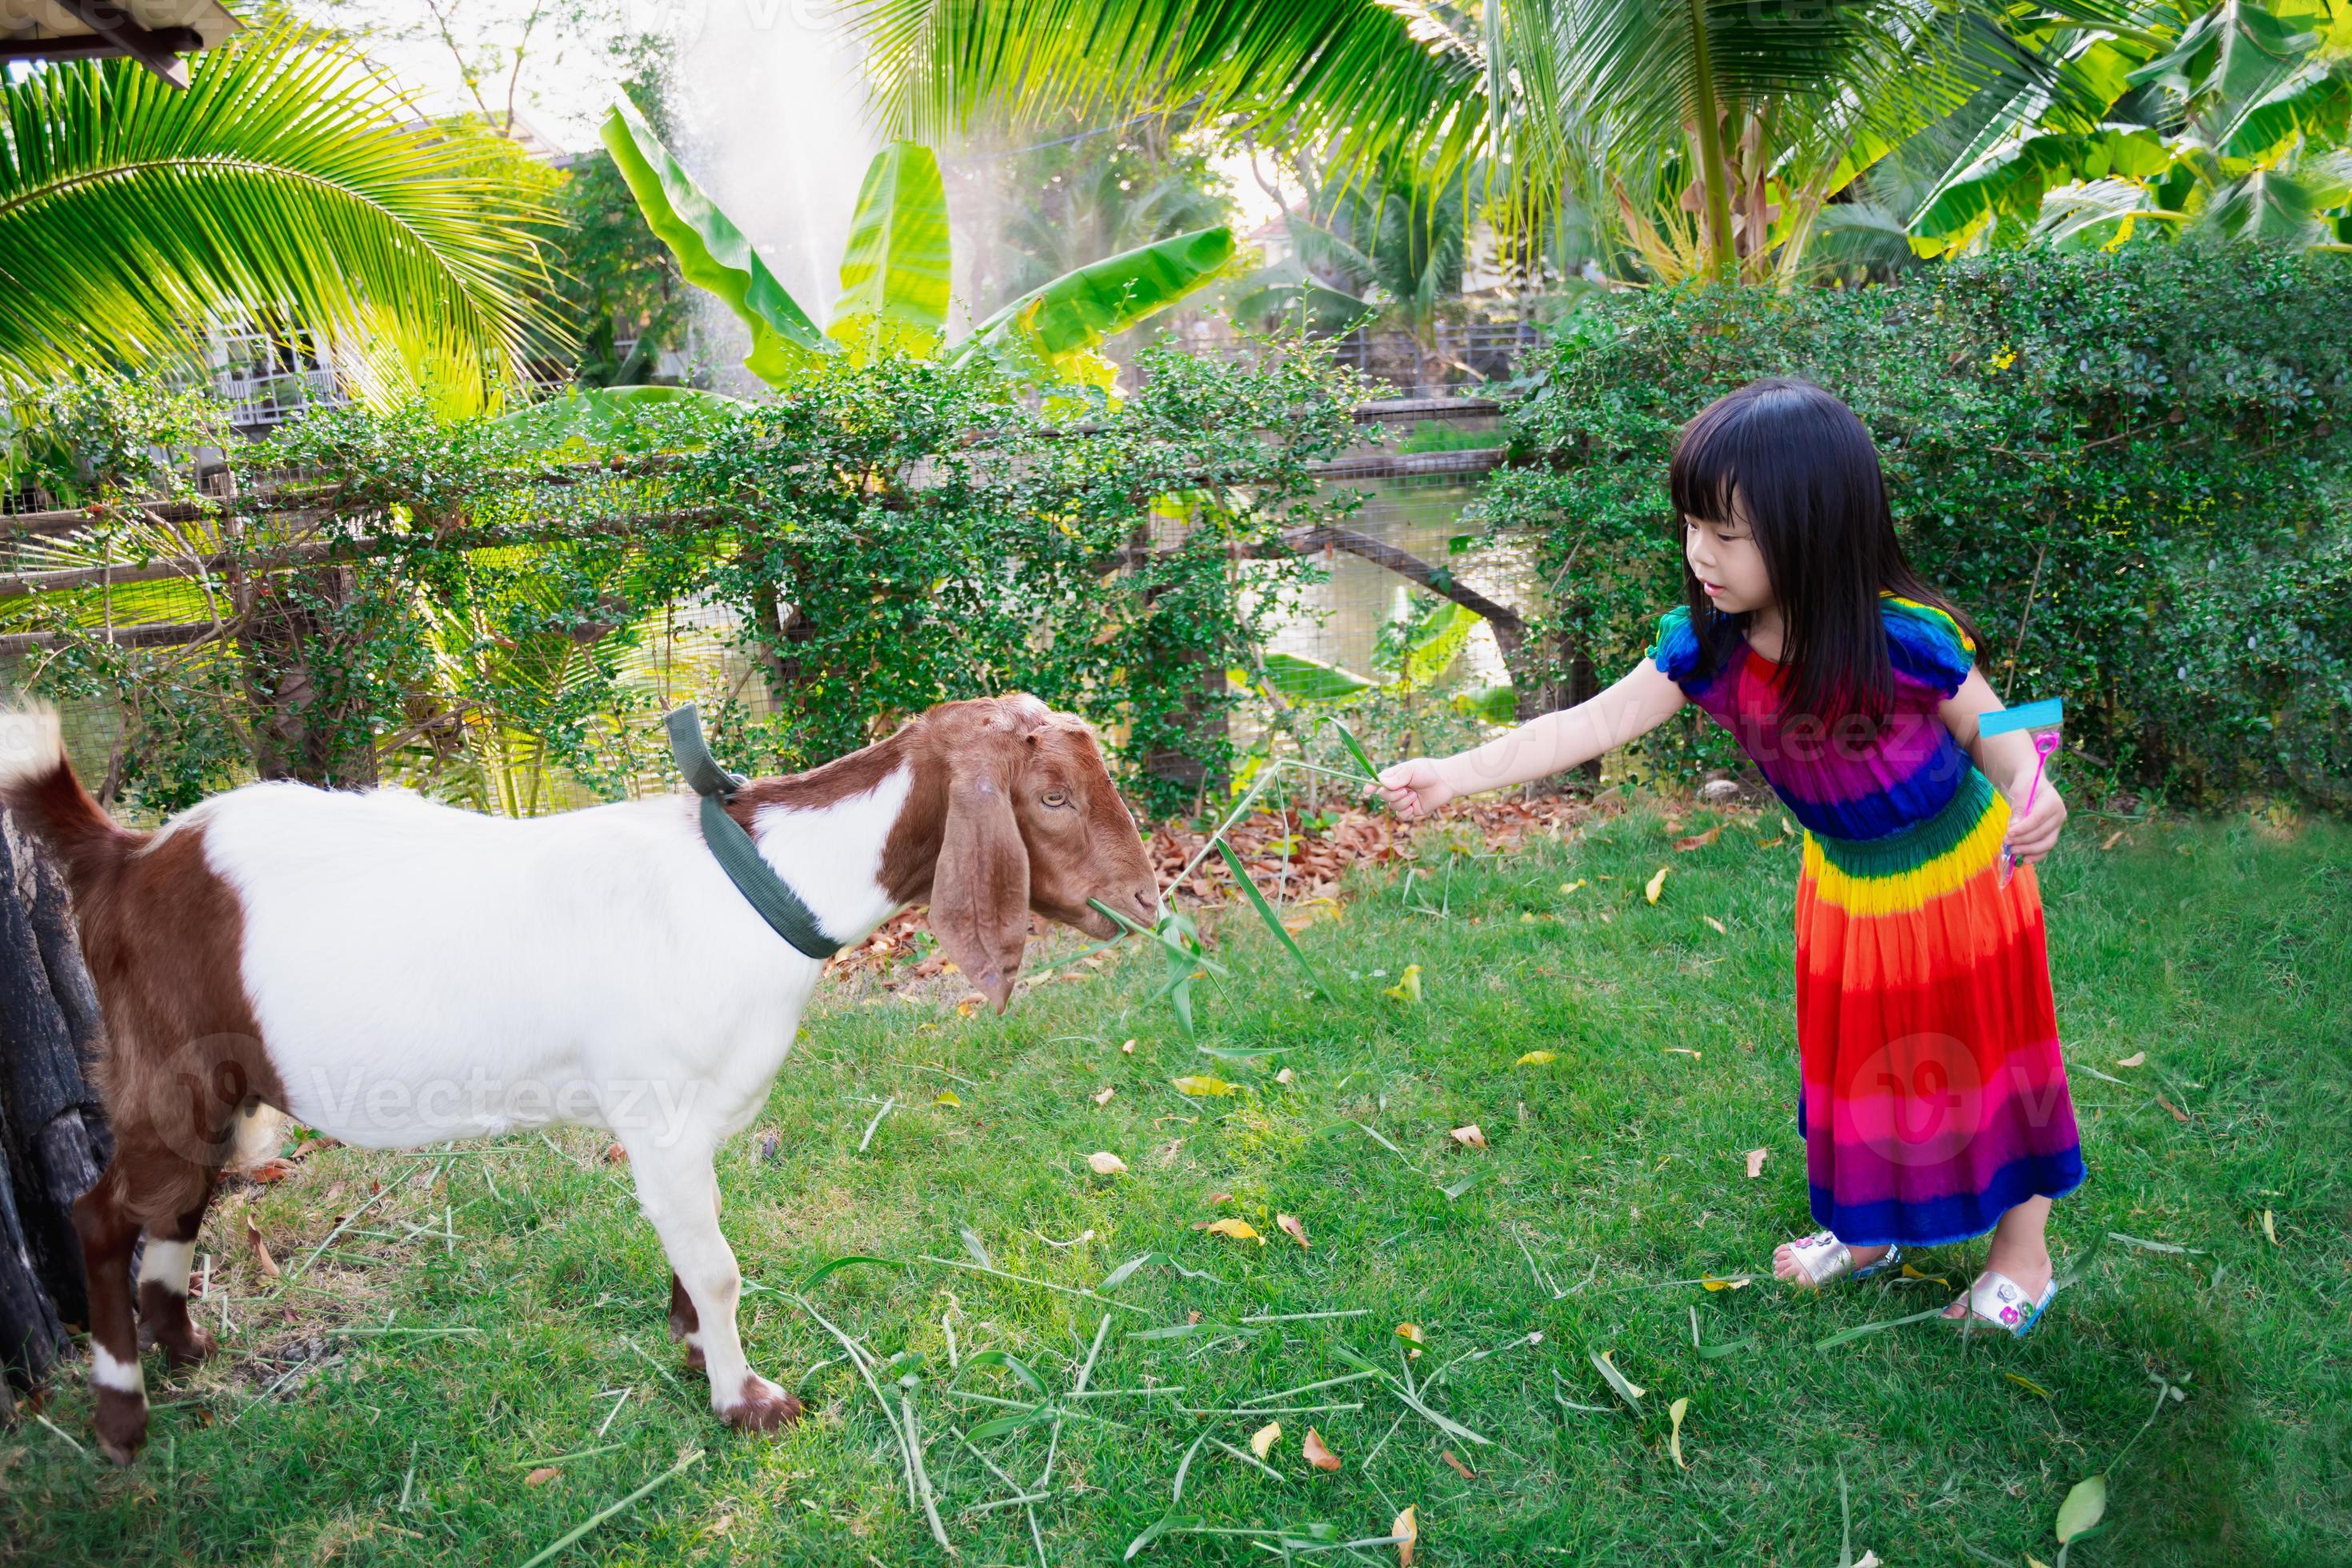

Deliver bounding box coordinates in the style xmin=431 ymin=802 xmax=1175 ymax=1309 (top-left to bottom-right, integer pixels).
xmin=1901 ymin=1263 xmax=1952 ymax=1287
xmin=1558 ymin=878 xmax=1586 ymax=894
xmin=2006 ymin=1372 xmax=2054 ymax=1398
xmin=1702 ymin=915 xmax=1727 ymax=934
xmin=1515 ymin=1050 xmax=1558 ymax=1066
xmin=1744 ymin=1147 xmax=1767 ymax=1178
xmin=1086 ymin=1151 xmax=1127 ymax=1175
xmin=1645 ymin=866 xmax=1670 ymax=904
xmin=1173 ymin=1075 xmax=1236 ymax=1097
xmin=1278 ymin=1214 xmax=1310 ymax=1250
xmin=1394 ymin=1505 xmax=1418 ymax=1566
xmin=2114 ymin=1051 xmax=2146 ymax=1068
xmin=1450 ymin=1124 xmax=1486 ymax=1150
xmin=2262 ymin=1210 xmax=2278 ymax=1245
xmin=1700 ymin=1275 xmax=1750 ymax=1292
xmin=934 ymin=1090 xmax=962 ymax=1106
xmin=1395 ymin=1322 xmax=1426 ymax=1346
xmin=1600 ymin=1350 xmax=1645 ymax=1398
xmin=1668 ymin=1396 xmax=1690 ymax=1468
xmin=1303 ymin=1428 xmax=1341 ymax=1471
xmin=1250 ymin=1419 xmax=1282 ymax=1458
xmin=955 ymin=994 xmax=985 ymax=1017
xmin=1385 ymin=965 xmax=1422 ymax=1004
xmin=1202 ymin=1217 xmax=1263 ymax=1245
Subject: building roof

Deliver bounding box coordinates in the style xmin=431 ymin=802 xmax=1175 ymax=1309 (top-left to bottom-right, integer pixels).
xmin=0 ymin=1 xmax=242 ymax=88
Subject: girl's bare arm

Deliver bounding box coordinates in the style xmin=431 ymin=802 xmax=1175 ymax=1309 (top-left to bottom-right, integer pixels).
xmin=1379 ymin=660 xmax=1688 ymax=818
xmin=1938 ymin=668 xmax=2068 ymax=862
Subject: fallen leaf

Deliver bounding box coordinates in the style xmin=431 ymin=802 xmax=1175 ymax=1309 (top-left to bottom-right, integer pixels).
xmin=1303 ymin=1428 xmax=1341 ymax=1471
xmin=1450 ymin=1124 xmax=1486 ymax=1150
xmin=1250 ymin=1420 xmax=1282 ymax=1458
xmin=955 ymin=995 xmax=984 ymax=1018
xmin=245 ymin=1215 xmax=279 ymax=1278
xmin=1674 ymin=824 xmax=1723 ymax=851
xmin=1668 ymin=1396 xmax=1690 ymax=1468
xmin=1173 ymin=1075 xmax=1237 ymax=1098
xmin=2006 ymin=1372 xmax=2054 ymax=1398
xmin=1208 ymin=1191 xmax=1233 ymax=1204
xmin=1855 ymin=1554 xmax=1882 ymax=1568
xmin=1782 ymin=816 xmax=1795 ymax=837
xmin=2114 ymin=1052 xmax=2146 ymax=1068
xmin=2262 ymin=1210 xmax=2278 ymax=1246
xmin=1277 ymin=1214 xmax=1310 ymax=1250
xmin=1645 ymin=866 xmax=1670 ymax=904
xmin=1093 ymin=1086 xmax=1115 ymax=1106
xmin=1394 ymin=1506 xmax=1418 ymax=1566
xmin=1395 ymin=1322 xmax=1426 ymax=1346
xmin=1086 ymin=1151 xmax=1127 ymax=1176
xmin=933 ymin=1090 xmax=962 ymax=1107
xmin=2055 ymin=1474 xmax=2107 ymax=1544
xmin=1202 ymin=1217 xmax=1263 ymax=1246
xmin=1665 ymin=1047 xmax=1702 ymax=1062
xmin=1121 ymin=1038 xmax=1138 ymax=1054
xmin=1558 ymin=878 xmax=1586 ymax=894
xmin=1744 ymin=1147 xmax=1768 ymax=1179
xmin=526 ymin=1466 xmax=558 ymax=1486
xmin=1702 ymin=914 xmax=1727 ymax=934
xmin=1155 ymin=1138 xmax=1184 ymax=1166
xmin=249 ymin=1159 xmax=296 ymax=1185
xmin=1441 ymin=1450 xmax=1476 ymax=1479
xmin=1274 ymin=1067 xmax=1296 ymax=1086
xmin=2100 ymin=830 xmax=2125 ymax=850
xmin=603 ymin=1143 xmax=628 ymax=1164
xmin=2156 ymin=1094 xmax=2190 ymax=1124
xmin=1901 ymin=1263 xmax=1952 ymax=1287
xmin=1385 ymin=965 xmax=1422 ymax=1004
xmin=1699 ymin=1275 xmax=1750 ymax=1291
xmin=1515 ymin=1050 xmax=1558 ymax=1066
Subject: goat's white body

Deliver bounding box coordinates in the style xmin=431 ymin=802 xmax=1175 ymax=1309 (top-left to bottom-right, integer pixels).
xmin=190 ymin=774 xmax=910 ymax=1152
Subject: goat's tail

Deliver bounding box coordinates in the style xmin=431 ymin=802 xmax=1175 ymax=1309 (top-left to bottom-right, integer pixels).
xmin=0 ymin=701 xmax=136 ymax=892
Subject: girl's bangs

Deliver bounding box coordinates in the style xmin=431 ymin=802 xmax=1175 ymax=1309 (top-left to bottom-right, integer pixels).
xmin=1669 ymin=405 xmax=1748 ymax=526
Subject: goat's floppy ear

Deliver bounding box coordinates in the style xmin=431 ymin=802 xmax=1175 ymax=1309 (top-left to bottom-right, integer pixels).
xmin=931 ymin=766 xmax=1030 ymax=1014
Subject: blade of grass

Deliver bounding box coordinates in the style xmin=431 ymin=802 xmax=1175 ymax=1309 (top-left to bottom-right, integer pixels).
xmin=1214 ymin=840 xmax=1330 ymax=996
xmin=516 ymin=1447 xmax=704 ymax=1568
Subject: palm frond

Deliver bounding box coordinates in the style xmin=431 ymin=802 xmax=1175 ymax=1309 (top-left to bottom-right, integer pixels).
xmin=0 ymin=20 xmax=562 ymax=408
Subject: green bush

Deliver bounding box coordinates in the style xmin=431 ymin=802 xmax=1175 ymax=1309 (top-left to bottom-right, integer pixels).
xmin=1476 ymin=244 xmax=2352 ymax=809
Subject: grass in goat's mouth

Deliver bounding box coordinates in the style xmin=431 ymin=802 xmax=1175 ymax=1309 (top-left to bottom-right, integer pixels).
xmin=4 ymin=807 xmax=2345 ymax=1566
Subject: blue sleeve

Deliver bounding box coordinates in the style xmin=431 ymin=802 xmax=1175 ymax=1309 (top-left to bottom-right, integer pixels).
xmin=1882 ymin=596 xmax=1975 ymax=698
xmin=1648 ymin=606 xmax=1702 ymax=686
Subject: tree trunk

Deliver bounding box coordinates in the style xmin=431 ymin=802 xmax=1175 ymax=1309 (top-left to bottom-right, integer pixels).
xmin=0 ymin=810 xmax=113 ymax=1398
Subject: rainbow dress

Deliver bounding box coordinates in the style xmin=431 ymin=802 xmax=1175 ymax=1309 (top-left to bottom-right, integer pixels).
xmin=1650 ymin=596 xmax=2085 ymax=1246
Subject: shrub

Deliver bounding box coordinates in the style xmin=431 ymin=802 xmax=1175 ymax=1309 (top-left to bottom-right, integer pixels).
xmin=1477 ymin=244 xmax=2352 ymax=809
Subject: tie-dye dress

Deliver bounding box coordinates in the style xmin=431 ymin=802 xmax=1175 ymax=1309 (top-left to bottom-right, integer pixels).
xmin=1650 ymin=596 xmax=2086 ymax=1246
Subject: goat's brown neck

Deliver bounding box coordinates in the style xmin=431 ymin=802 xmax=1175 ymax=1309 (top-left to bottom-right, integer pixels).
xmin=722 ymin=725 xmax=947 ymax=908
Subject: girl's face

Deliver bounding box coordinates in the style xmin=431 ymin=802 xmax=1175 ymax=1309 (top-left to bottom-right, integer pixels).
xmin=1683 ymin=502 xmax=1774 ymax=615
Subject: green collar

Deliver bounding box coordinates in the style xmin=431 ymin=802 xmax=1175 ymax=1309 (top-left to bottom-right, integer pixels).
xmin=664 ymin=703 xmax=843 ymax=961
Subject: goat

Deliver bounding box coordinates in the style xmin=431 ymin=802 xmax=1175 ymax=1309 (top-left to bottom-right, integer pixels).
xmin=0 ymin=694 xmax=1159 ymax=1464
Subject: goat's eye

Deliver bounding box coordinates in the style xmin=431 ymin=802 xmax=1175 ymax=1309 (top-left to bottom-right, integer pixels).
xmin=1042 ymin=790 xmax=1070 ymax=809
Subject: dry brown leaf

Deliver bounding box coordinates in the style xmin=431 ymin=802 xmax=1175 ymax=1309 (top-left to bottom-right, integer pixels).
xmin=1674 ymin=824 xmax=1723 ymax=851
xmin=2100 ymin=830 xmax=2125 ymax=851
xmin=1450 ymin=1124 xmax=1486 ymax=1150
xmin=1744 ymin=1147 xmax=1768 ymax=1179
xmin=603 ymin=1142 xmax=628 ymax=1164
xmin=245 ymin=1215 xmax=279 ymax=1278
xmin=526 ymin=1467 xmax=558 ymax=1486
xmin=1275 ymin=1067 xmax=1296 ymax=1086
xmin=1394 ymin=1506 xmax=1418 ymax=1566
xmin=2114 ymin=1052 xmax=2146 ymax=1068
xmin=249 ymin=1159 xmax=296 ymax=1186
xmin=1120 ymin=1038 xmax=1138 ymax=1054
xmin=1277 ymin=1213 xmax=1310 ymax=1250
xmin=1441 ymin=1450 xmax=1475 ymax=1479
xmin=1395 ymin=1322 xmax=1426 ymax=1346
xmin=1303 ymin=1427 xmax=1341 ymax=1471
xmin=1702 ymin=915 xmax=1727 ymax=934
xmin=1665 ymin=1047 xmax=1702 ymax=1062
xmin=2157 ymin=1094 xmax=2190 ymax=1124
xmin=1093 ymin=1086 xmax=1115 ymax=1106
xmin=1086 ymin=1151 xmax=1127 ymax=1176
xmin=1202 ymin=1217 xmax=1264 ymax=1246
xmin=1250 ymin=1419 xmax=1282 ymax=1459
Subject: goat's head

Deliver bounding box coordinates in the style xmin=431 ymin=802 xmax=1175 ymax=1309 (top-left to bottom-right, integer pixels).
xmin=908 ymin=695 xmax=1158 ymax=1012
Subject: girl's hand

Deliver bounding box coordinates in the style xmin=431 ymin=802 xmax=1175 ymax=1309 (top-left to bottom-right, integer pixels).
xmin=1378 ymin=758 xmax=1454 ymax=821
xmin=2004 ymin=779 xmax=2067 ymax=866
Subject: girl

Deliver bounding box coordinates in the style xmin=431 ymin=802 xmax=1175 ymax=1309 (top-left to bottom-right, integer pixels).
xmin=1378 ymin=378 xmax=2085 ymax=1336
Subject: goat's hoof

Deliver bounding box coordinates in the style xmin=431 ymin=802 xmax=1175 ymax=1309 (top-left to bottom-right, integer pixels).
xmin=160 ymin=1324 xmax=218 ymax=1369
xmin=94 ymin=1388 xmax=148 ymax=1466
xmin=719 ymin=1375 xmax=802 ymax=1433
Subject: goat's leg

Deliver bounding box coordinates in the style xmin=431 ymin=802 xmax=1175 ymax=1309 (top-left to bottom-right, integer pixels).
xmin=626 ymin=1141 xmax=798 ymax=1432
xmin=71 ymin=1166 xmax=149 ymax=1465
xmin=138 ymin=1172 xmax=220 ymax=1368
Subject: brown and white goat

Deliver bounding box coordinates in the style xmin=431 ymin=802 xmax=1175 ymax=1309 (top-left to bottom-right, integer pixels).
xmin=0 ymin=695 xmax=1158 ymax=1464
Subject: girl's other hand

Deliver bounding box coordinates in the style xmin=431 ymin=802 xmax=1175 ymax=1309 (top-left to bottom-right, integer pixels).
xmin=2004 ymin=779 xmax=2067 ymax=865
xmin=1378 ymin=758 xmax=1454 ymax=820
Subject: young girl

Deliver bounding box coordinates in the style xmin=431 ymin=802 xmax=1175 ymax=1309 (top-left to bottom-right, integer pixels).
xmin=1378 ymin=378 xmax=2085 ymax=1335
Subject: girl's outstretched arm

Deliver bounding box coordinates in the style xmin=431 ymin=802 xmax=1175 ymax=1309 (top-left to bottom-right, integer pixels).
xmin=1378 ymin=659 xmax=1687 ymax=819
xmin=1939 ymin=668 xmax=2069 ymax=864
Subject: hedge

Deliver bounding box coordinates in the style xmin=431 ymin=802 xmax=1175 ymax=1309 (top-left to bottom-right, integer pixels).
xmin=1477 ymin=243 xmax=2352 ymax=810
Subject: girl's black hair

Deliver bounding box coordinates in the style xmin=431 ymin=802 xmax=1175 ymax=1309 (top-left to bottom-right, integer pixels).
xmin=1669 ymin=377 xmax=1974 ymax=729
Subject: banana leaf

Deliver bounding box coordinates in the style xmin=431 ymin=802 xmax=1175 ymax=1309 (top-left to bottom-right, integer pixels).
xmin=1241 ymin=650 xmax=1377 ymax=704
xmin=952 ymin=226 xmax=1235 ymax=389
xmin=1451 ymin=682 xmax=1518 ymax=723
xmin=829 ymin=141 xmax=952 ymax=356
xmin=601 ymin=102 xmax=827 ymax=386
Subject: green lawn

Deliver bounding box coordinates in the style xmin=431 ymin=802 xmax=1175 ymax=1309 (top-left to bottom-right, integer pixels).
xmin=4 ymin=804 xmax=2346 ymax=1566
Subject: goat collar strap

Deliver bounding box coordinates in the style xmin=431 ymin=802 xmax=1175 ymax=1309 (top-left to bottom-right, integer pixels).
xmin=663 ymin=703 xmax=842 ymax=961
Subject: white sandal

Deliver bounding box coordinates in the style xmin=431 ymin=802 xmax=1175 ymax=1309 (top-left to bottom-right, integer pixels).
xmin=1946 ymin=1269 xmax=2058 ymax=1338
xmin=1779 ymin=1230 xmax=1902 ymax=1290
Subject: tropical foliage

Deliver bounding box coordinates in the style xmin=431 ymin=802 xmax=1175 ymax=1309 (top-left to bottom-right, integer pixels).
xmin=0 ymin=20 xmax=561 ymax=409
